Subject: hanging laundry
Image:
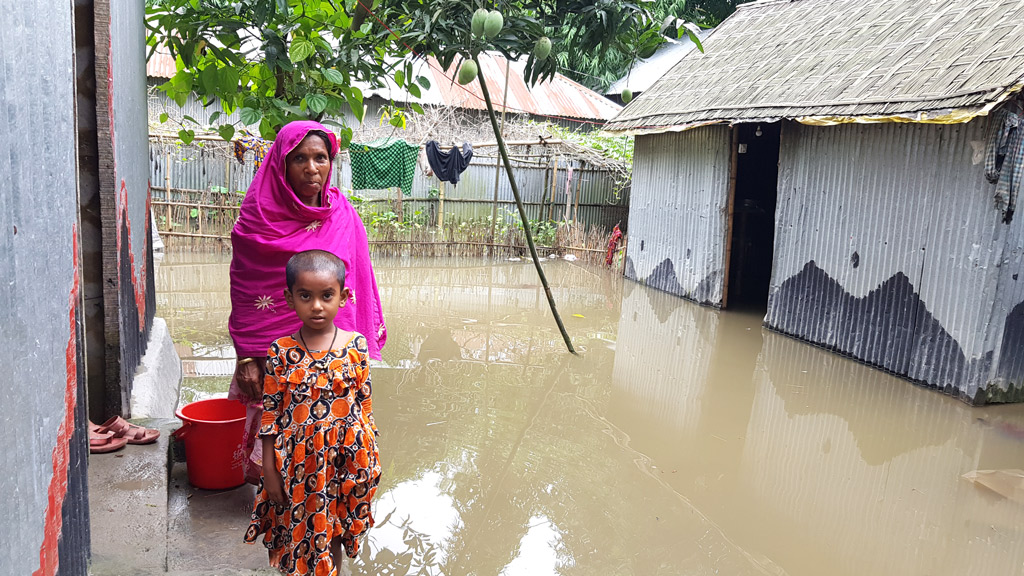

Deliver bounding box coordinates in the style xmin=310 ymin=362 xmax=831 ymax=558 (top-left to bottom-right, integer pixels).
xmin=605 ymin=224 xmax=623 ymax=266
xmin=233 ymin=130 xmax=271 ymax=171
xmin=425 ymin=141 xmax=474 ymax=185
xmin=349 ymin=138 xmax=419 ymax=196
xmin=985 ymin=100 xmax=1023 ymax=223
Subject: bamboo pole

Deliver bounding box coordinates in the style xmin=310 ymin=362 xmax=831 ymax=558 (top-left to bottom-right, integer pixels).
xmin=163 ymin=139 xmax=172 ymax=232
xmin=474 ymin=55 xmax=576 ymax=355
xmin=489 ymin=58 xmax=512 ymax=256
xmin=438 ymin=181 xmax=445 ymax=229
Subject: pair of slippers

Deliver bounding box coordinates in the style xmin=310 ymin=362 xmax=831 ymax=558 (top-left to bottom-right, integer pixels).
xmin=88 ymin=417 xmax=161 ymax=454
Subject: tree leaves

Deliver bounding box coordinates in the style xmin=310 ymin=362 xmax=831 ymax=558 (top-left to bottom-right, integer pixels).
xmin=324 ymin=68 xmax=346 ymax=85
xmin=148 ymin=0 xmax=688 ymax=142
xmin=239 ymin=107 xmax=262 ymax=126
xmin=289 ymin=38 xmax=316 ymax=63
xmin=306 ymin=93 xmax=328 ymax=115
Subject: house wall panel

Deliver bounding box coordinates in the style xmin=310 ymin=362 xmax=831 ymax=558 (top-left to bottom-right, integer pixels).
xmin=625 ymin=127 xmax=731 ymax=305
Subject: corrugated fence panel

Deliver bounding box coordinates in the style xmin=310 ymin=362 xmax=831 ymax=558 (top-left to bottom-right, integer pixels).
xmin=149 ymin=140 xmax=628 ymax=231
xmin=625 ymin=126 xmax=732 ymax=305
xmin=768 ymin=118 xmax=1022 ymax=403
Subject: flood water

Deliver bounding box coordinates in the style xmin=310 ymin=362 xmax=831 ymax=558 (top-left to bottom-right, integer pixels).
xmin=158 ymin=252 xmax=1024 ymax=576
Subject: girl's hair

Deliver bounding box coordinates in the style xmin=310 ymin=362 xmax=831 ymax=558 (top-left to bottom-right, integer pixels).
xmin=308 ymin=129 xmax=336 ymax=161
xmin=285 ymin=249 xmax=346 ymax=290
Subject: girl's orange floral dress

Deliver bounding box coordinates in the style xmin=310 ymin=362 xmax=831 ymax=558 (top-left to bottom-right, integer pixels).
xmin=245 ymin=333 xmax=381 ymax=575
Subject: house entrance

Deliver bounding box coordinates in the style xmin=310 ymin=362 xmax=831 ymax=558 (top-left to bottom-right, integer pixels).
xmin=725 ymin=122 xmax=781 ymax=310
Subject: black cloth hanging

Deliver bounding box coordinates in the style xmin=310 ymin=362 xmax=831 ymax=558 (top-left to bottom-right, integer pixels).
xmin=425 ymin=141 xmax=474 ymax=185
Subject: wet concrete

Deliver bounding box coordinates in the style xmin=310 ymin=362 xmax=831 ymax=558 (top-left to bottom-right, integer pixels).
xmin=89 ymin=419 xmax=177 ymax=576
xmin=157 ymin=252 xmax=1024 ymax=575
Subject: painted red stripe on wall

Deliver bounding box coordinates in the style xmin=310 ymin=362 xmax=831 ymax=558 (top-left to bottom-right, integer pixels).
xmin=34 ymin=229 xmax=81 ymax=576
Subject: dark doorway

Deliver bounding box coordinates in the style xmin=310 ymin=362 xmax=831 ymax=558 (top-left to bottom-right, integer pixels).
xmin=725 ymin=122 xmax=781 ymax=310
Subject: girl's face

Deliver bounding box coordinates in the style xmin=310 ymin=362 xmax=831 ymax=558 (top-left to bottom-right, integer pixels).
xmin=285 ymin=134 xmax=331 ymax=207
xmin=284 ymin=269 xmax=350 ymax=334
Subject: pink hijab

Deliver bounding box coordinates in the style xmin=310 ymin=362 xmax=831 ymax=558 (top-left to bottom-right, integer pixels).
xmin=229 ymin=121 xmax=386 ymax=360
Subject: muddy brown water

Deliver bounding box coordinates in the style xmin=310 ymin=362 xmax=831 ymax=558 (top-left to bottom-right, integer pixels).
xmin=158 ymin=252 xmax=1024 ymax=576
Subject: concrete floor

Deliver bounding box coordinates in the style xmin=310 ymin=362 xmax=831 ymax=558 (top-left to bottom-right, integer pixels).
xmin=87 ymin=418 xmax=289 ymax=575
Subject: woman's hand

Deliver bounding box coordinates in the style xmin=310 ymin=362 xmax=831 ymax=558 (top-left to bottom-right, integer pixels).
xmin=234 ymin=357 xmax=266 ymax=401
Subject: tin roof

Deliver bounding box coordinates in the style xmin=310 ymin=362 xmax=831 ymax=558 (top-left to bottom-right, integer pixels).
xmin=605 ymin=0 xmax=1024 ymax=135
xmin=147 ymin=48 xmax=621 ymax=122
xmin=147 ymin=44 xmax=177 ymax=79
xmin=606 ymin=34 xmax=708 ymax=96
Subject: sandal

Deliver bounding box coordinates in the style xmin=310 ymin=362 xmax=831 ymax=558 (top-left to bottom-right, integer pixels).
xmin=89 ymin=428 xmax=128 ymax=454
xmin=94 ymin=416 xmax=161 ymax=445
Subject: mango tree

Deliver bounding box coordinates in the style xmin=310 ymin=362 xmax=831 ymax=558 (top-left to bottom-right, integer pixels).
xmin=147 ymin=0 xmax=677 ymax=354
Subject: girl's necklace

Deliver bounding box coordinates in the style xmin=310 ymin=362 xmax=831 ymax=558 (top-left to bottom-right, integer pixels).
xmin=299 ymin=326 xmax=337 ymax=371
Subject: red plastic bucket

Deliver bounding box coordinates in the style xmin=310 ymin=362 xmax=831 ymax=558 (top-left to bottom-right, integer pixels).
xmin=173 ymin=398 xmax=247 ymax=490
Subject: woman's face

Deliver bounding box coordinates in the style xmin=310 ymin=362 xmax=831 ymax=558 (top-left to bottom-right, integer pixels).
xmin=285 ymin=134 xmax=331 ymax=207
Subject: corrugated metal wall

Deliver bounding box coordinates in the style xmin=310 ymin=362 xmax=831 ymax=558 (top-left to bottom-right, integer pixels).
xmin=0 ymin=0 xmax=90 ymax=573
xmin=625 ymin=127 xmax=732 ymax=305
xmin=767 ymin=119 xmax=1024 ymax=403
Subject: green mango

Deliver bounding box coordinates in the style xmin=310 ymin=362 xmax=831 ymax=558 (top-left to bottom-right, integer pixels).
xmin=484 ymin=10 xmax=503 ymax=39
xmin=621 ymin=88 xmax=633 ymax=104
xmin=458 ymin=59 xmax=479 ymax=85
xmin=471 ymin=8 xmax=489 ymax=38
xmin=534 ymin=37 xmax=552 ymax=61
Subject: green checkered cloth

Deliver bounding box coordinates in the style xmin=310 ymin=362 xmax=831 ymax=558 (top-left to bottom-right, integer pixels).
xmin=349 ymin=138 xmax=419 ymax=196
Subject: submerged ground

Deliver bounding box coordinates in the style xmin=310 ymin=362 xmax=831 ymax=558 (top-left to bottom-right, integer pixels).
xmin=158 ymin=251 xmax=1024 ymax=576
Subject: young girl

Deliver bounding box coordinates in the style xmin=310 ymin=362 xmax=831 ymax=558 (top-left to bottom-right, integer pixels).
xmin=245 ymin=249 xmax=381 ymax=575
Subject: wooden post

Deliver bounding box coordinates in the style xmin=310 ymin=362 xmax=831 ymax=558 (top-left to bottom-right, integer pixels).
xmin=438 ymin=181 xmax=445 ymax=230
xmin=573 ymin=161 xmax=583 ymax=224
xmin=489 ymin=58 xmax=512 ymax=256
xmin=164 ymin=140 xmax=172 ymax=232
xmin=540 ymin=157 xmax=550 ymax=222
xmin=620 ymin=234 xmax=629 ymax=274
xmin=395 ymin=187 xmax=404 ymax=223
xmin=548 ymin=155 xmax=559 ymax=221
xmin=222 ymin=159 xmax=230 ymax=236
xmin=562 ymin=163 xmax=573 ymax=223
xmin=721 ymin=126 xmax=740 ymax=309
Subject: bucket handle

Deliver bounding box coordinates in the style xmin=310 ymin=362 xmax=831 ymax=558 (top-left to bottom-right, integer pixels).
xmin=172 ymin=422 xmax=192 ymax=440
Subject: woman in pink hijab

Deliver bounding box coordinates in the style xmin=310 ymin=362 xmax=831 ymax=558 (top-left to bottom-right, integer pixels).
xmin=228 ymin=120 xmax=387 ymax=484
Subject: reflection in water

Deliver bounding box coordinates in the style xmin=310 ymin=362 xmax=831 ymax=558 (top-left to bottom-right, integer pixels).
xmin=157 ymin=253 xmax=1024 ymax=575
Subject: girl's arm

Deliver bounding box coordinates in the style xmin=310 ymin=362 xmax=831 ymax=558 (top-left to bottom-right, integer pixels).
xmin=262 ymin=436 xmax=287 ymax=506
xmin=260 ymin=347 xmax=288 ymax=505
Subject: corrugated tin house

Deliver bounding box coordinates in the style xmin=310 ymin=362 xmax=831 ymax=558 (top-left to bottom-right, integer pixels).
xmin=603 ymin=0 xmax=1024 ymax=404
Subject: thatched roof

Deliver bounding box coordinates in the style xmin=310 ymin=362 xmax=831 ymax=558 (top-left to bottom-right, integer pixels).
xmin=605 ymin=0 xmax=1024 ymax=135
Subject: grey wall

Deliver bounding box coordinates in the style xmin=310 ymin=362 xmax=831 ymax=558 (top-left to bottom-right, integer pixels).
xmin=767 ymin=119 xmax=1024 ymax=403
xmin=624 ymin=127 xmax=732 ymax=305
xmin=96 ymin=0 xmax=156 ymax=417
xmin=0 ymin=1 xmax=90 ymax=573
